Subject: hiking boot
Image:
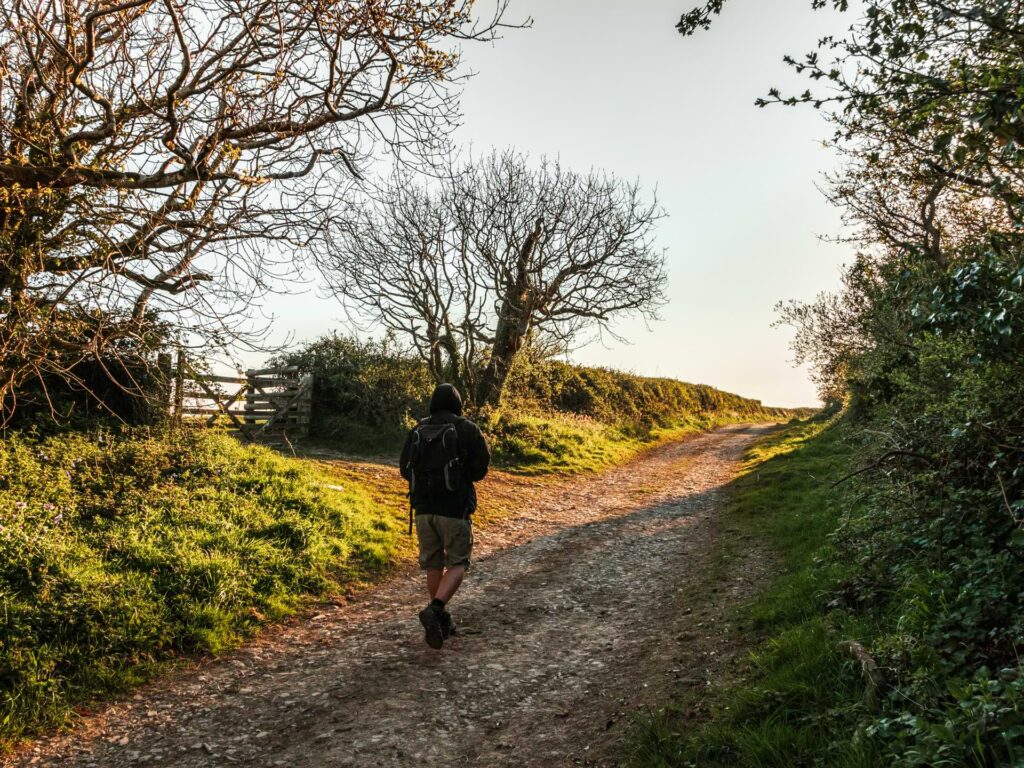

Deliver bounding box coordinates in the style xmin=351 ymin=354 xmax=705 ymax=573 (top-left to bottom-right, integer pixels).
xmin=440 ymin=611 xmax=456 ymax=639
xmin=418 ymin=604 xmax=444 ymax=649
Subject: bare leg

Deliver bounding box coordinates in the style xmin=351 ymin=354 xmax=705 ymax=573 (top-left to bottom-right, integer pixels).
xmin=434 ymin=566 xmax=466 ymax=604
xmin=425 ymin=569 xmax=443 ymax=599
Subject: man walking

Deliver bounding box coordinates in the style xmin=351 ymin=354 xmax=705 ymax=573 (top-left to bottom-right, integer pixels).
xmin=400 ymin=383 xmax=490 ymax=649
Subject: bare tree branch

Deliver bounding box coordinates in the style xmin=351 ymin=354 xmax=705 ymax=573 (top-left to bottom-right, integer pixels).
xmin=0 ymin=0 xmax=513 ymax=419
xmin=320 ymin=150 xmax=667 ymax=407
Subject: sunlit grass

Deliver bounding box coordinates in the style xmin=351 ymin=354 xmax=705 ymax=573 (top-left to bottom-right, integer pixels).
xmin=488 ymin=410 xmax=777 ymax=475
xmin=0 ymin=428 xmax=405 ymax=748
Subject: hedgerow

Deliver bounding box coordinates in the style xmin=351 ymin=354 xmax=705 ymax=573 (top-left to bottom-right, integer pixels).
xmin=628 ymin=1 xmax=1024 ymax=763
xmin=279 ymin=333 xmax=796 ymax=468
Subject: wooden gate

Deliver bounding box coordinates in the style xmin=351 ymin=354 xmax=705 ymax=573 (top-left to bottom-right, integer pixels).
xmin=170 ymin=353 xmax=313 ymax=444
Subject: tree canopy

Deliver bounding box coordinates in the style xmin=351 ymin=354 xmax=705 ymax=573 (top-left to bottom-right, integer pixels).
xmin=320 ymin=150 xmax=666 ymax=407
xmin=0 ymin=0 xmax=509 ymax=416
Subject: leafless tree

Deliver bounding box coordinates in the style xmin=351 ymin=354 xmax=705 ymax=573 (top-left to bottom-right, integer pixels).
xmin=323 ymin=150 xmax=667 ymax=407
xmin=0 ymin=0 xmax=511 ymax=418
xmin=325 ymin=176 xmax=489 ymax=398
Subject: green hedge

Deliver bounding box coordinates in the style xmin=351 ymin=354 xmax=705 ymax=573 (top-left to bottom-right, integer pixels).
xmin=482 ymin=356 xmax=798 ymax=473
xmin=275 ymin=333 xmax=799 ymax=463
xmin=271 ymin=334 xmax=433 ymax=452
xmin=502 ymin=356 xmax=790 ymax=428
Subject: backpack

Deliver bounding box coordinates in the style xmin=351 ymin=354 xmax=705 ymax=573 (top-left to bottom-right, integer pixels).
xmin=404 ymin=419 xmax=467 ymax=530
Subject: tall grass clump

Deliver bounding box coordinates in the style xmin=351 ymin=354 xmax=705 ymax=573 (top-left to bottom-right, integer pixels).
xmin=0 ymin=427 xmax=403 ymax=746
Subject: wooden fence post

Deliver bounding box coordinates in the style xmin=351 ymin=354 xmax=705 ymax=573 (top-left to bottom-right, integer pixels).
xmin=245 ymin=370 xmax=257 ymax=427
xmin=174 ymin=350 xmax=186 ymax=426
xmin=156 ymin=352 xmax=173 ymax=420
xmin=298 ymin=374 xmax=313 ymax=438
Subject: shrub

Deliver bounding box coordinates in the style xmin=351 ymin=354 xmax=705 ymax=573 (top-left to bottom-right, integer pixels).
xmin=3 ymin=314 xmax=175 ymax=431
xmin=271 ymin=334 xmax=433 ymax=451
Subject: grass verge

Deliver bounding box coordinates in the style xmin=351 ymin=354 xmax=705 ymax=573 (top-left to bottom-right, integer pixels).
xmin=487 ymin=411 xmax=779 ymax=475
xmin=304 ymin=409 xmax=789 ymax=477
xmin=0 ymin=427 xmax=408 ymax=748
xmin=623 ymin=414 xmax=880 ymax=768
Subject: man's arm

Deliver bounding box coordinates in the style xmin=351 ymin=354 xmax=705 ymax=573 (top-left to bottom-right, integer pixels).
xmin=399 ymin=429 xmax=414 ymax=481
xmin=465 ymin=423 xmax=491 ymax=482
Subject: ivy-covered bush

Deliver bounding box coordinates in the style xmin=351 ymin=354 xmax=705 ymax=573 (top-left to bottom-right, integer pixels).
xmin=824 ymin=244 xmax=1024 ymax=763
xmin=271 ymin=334 xmax=433 ymax=451
xmin=751 ymin=242 xmax=1024 ymax=766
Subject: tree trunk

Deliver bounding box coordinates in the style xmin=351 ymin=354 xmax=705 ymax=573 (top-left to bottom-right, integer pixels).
xmin=475 ymin=218 xmax=543 ymax=408
xmin=476 ymin=295 xmax=529 ymax=408
xmin=425 ymin=319 xmax=444 ymax=383
xmin=440 ymin=332 xmax=466 ymax=394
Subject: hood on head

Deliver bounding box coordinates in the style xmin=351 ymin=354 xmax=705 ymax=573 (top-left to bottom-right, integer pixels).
xmin=429 ymin=383 xmax=463 ymax=416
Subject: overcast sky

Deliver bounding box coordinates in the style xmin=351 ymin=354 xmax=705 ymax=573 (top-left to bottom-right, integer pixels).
xmin=248 ymin=0 xmax=853 ymax=408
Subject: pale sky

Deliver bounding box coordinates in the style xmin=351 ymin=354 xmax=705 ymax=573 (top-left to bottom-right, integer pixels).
xmin=245 ymin=0 xmax=853 ymax=408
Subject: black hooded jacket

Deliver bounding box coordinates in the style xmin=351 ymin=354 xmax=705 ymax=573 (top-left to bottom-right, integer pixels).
xmin=399 ymin=384 xmax=490 ymax=518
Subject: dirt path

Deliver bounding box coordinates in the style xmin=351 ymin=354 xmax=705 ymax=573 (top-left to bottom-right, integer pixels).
xmin=9 ymin=424 xmax=774 ymax=768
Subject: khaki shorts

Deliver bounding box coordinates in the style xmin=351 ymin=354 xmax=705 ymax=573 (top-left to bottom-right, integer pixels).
xmin=416 ymin=514 xmax=473 ymax=571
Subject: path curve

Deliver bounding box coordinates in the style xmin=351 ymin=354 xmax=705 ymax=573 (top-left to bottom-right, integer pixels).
xmin=9 ymin=424 xmax=773 ymax=768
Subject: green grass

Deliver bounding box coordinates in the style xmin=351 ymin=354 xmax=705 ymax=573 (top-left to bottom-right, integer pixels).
xmin=488 ymin=359 xmax=803 ymax=475
xmin=303 ymin=405 xmax=791 ymax=478
xmin=623 ymin=415 xmax=879 ymax=768
xmin=487 ymin=411 xmax=645 ymax=474
xmin=487 ymin=410 xmax=784 ymax=475
xmin=0 ymin=427 xmax=407 ymax=747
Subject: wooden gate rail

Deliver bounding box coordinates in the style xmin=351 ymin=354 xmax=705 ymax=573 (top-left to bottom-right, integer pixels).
xmin=170 ymin=352 xmax=313 ymax=444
